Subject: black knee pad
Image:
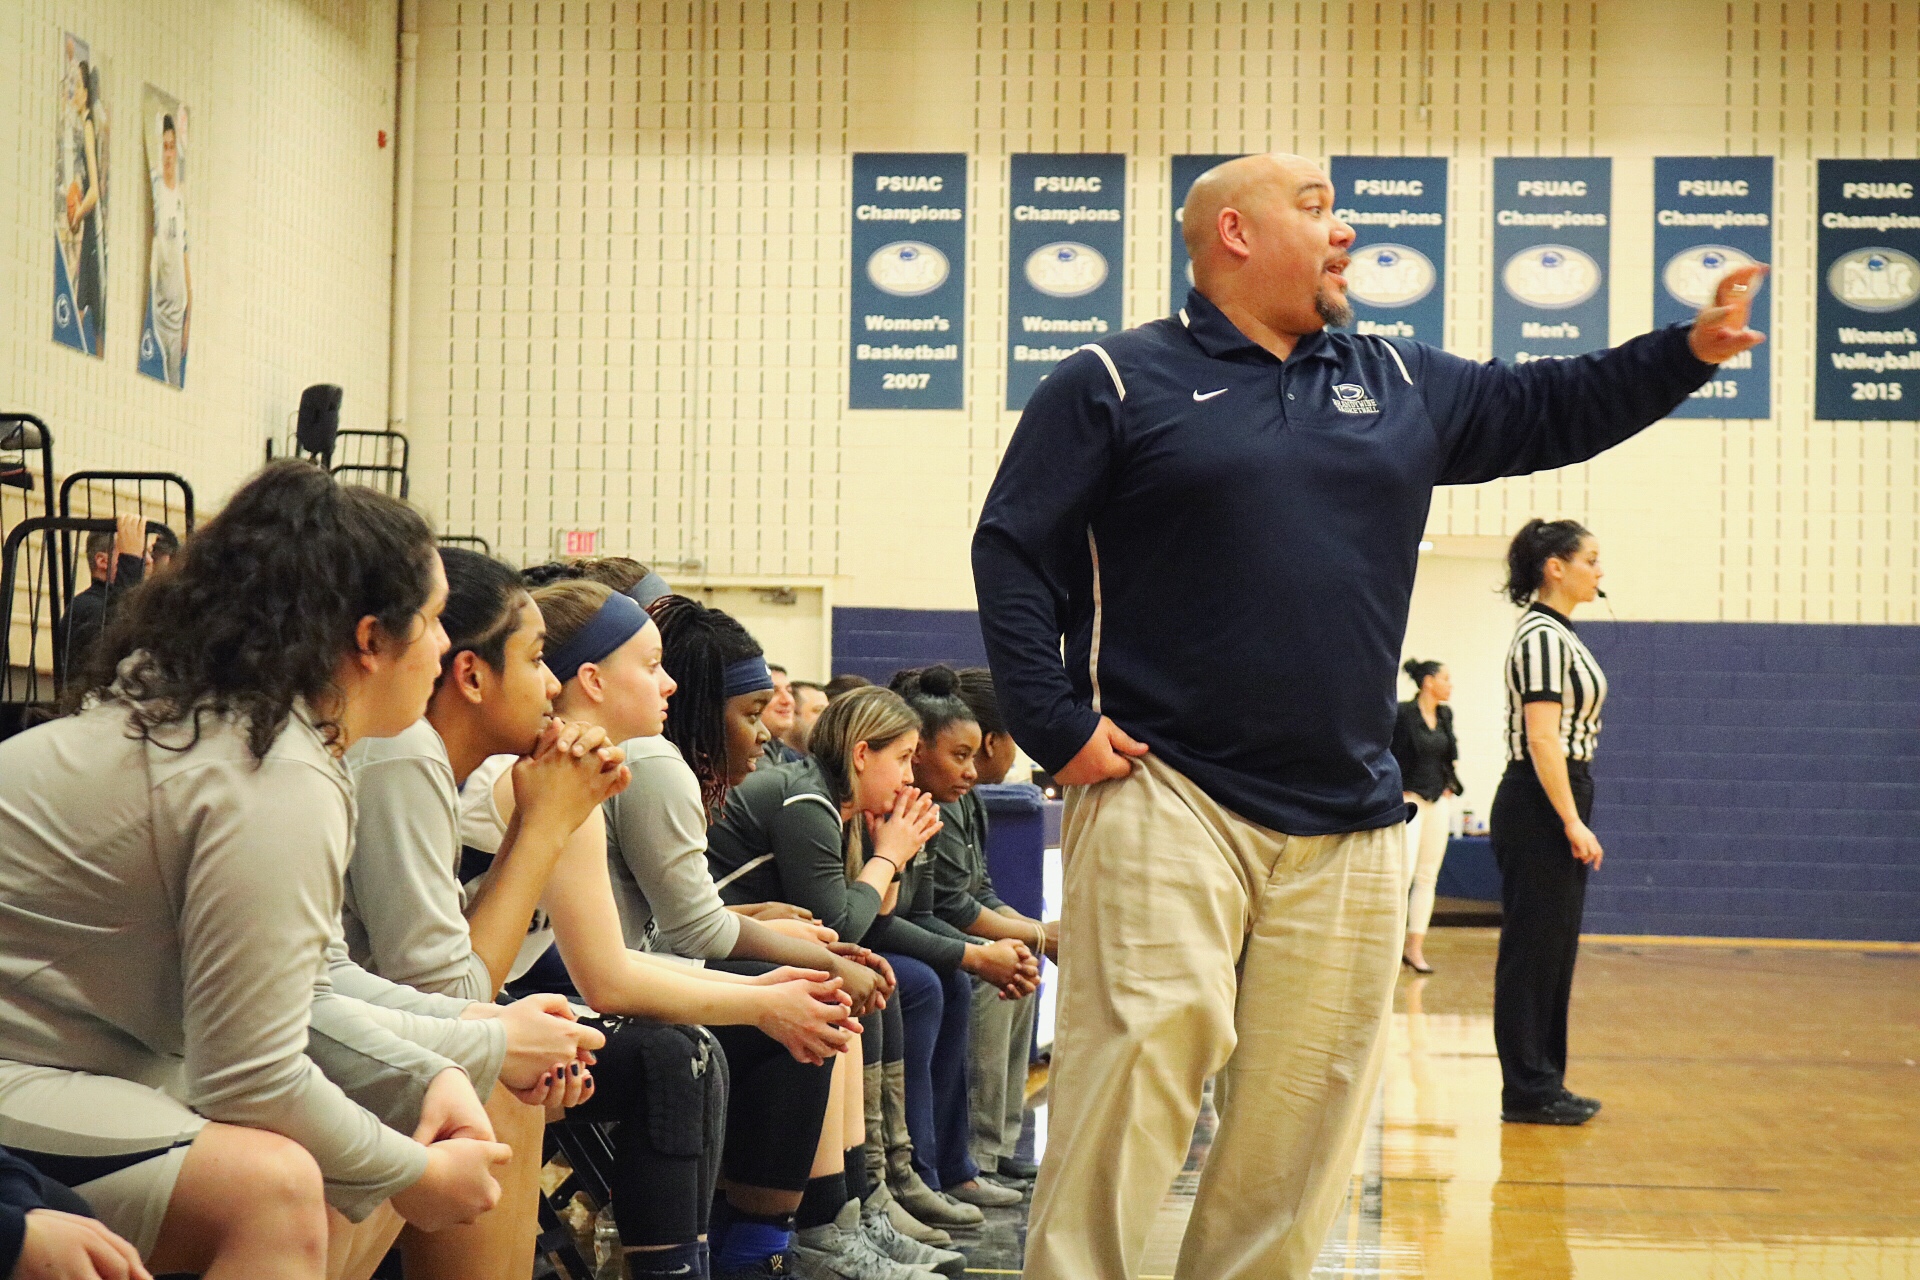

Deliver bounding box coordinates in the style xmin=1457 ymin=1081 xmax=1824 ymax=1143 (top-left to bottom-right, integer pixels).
xmin=599 ymin=1018 xmax=730 ymax=1158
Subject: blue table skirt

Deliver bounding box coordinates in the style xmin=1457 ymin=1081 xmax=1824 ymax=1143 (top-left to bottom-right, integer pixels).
xmin=1435 ymin=835 xmax=1501 ymax=902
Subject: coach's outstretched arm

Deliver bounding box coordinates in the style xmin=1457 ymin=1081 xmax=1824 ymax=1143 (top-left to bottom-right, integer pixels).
xmin=1414 ymin=264 xmax=1768 ymax=485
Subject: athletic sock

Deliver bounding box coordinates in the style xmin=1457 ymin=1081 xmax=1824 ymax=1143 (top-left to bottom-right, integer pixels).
xmin=795 ymin=1172 xmax=848 ymax=1231
xmin=713 ymin=1208 xmax=794 ymax=1273
xmin=625 ymin=1238 xmax=706 ymax=1279
xmin=842 ymin=1148 xmax=869 ymax=1205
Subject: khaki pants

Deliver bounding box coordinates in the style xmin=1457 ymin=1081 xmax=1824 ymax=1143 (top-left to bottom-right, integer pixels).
xmin=967 ymin=974 xmax=1036 ymax=1172
xmin=1024 ymin=755 xmax=1406 ymax=1280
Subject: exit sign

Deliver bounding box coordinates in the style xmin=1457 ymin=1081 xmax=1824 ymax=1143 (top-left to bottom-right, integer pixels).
xmin=557 ymin=529 xmax=601 ymax=557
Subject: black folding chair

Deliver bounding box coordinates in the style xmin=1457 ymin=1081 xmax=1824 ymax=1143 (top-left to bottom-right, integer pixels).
xmin=57 ymin=471 xmax=195 ymax=608
xmin=438 ymin=533 xmax=494 ymax=555
xmin=537 ymin=1120 xmax=621 ymax=1279
xmin=0 ymin=416 xmax=56 ymax=519
xmin=329 ymin=429 xmax=411 ymax=498
xmin=0 ymin=515 xmax=177 ymax=738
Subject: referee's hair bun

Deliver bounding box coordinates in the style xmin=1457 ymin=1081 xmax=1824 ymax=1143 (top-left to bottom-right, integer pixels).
xmin=917 ymin=664 xmax=960 ymax=697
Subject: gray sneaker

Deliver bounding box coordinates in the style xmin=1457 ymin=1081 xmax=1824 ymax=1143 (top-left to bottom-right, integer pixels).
xmin=944 ymin=1176 xmax=1024 ymax=1209
xmin=860 ymin=1198 xmax=966 ymax=1277
xmin=792 ymin=1202 xmax=938 ymax=1280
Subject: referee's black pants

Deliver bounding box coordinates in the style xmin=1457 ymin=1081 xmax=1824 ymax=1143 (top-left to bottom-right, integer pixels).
xmin=1491 ymin=759 xmax=1594 ymax=1111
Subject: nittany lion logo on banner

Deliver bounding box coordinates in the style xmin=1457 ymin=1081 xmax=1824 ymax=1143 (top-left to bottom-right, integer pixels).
xmin=1345 ymin=244 xmax=1436 ymax=308
xmin=1502 ymin=244 xmax=1602 ymax=309
xmin=1330 ymin=383 xmax=1379 ymax=415
xmin=866 ymin=241 xmax=950 ymax=297
xmin=1828 ymin=247 xmax=1920 ymax=314
xmin=1024 ymin=242 xmax=1108 ymax=298
xmin=1664 ymin=244 xmax=1757 ymax=309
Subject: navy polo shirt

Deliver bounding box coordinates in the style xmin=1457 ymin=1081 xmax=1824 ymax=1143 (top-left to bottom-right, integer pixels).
xmin=972 ymin=287 xmax=1714 ymax=836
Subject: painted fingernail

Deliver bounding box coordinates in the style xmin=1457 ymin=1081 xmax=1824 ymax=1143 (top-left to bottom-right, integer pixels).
xmin=570 ymin=1063 xmax=581 ymax=1077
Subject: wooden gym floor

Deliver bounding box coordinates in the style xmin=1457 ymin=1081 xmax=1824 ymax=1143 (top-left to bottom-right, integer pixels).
xmin=1002 ymin=928 xmax=1920 ymax=1278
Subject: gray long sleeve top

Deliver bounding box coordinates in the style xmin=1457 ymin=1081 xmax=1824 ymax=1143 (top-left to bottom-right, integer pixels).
xmin=927 ymin=791 xmax=1006 ymax=932
xmin=457 ymin=755 xmax=558 ymax=984
xmin=863 ymin=826 xmax=971 ymax=974
xmin=0 ymin=702 xmax=438 ymax=1219
xmin=603 ymin=736 xmax=742 ymax=957
xmin=308 ymin=949 xmax=503 ymax=1140
xmin=343 ymin=720 xmax=496 ymax=1002
xmin=706 ymin=759 xmax=884 ymax=944
xmin=705 ymin=759 xmax=967 ymax=971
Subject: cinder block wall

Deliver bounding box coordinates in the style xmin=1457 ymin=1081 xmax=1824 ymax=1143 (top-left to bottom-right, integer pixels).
xmin=1583 ymin=621 xmax=1920 ymax=943
xmin=1 ymin=0 xmax=400 ymax=496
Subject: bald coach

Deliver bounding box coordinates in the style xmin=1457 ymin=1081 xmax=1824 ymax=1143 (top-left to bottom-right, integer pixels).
xmin=972 ymin=151 xmax=1764 ymax=1280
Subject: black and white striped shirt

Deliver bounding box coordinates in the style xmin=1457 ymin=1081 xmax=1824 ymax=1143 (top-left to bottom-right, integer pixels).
xmin=1505 ymin=602 xmax=1607 ymax=763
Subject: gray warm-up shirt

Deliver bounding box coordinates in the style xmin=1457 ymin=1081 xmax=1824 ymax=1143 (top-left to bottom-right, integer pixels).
xmin=0 ymin=702 xmax=458 ymax=1218
xmin=603 ymin=736 xmax=742 ymax=958
xmin=343 ymin=720 xmax=496 ymax=1002
xmin=458 ymin=754 xmax=558 ymax=983
xmin=927 ymin=791 xmax=1005 ymax=932
xmin=312 ymin=936 xmax=505 ymax=1146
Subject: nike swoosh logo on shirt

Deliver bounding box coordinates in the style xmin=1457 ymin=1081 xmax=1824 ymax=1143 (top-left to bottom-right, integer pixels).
xmin=1193 ymin=388 xmax=1228 ymax=401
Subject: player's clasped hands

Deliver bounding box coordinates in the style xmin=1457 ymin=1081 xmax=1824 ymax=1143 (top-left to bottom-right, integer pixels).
xmin=867 ymin=785 xmax=943 ymax=865
xmin=512 ymin=716 xmax=630 ymax=835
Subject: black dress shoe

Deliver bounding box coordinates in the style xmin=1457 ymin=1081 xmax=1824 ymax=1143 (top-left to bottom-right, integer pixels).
xmin=1559 ymin=1090 xmax=1602 ymax=1116
xmin=996 ymin=1156 xmax=1041 ymax=1181
xmin=1502 ymin=1096 xmax=1595 ymax=1125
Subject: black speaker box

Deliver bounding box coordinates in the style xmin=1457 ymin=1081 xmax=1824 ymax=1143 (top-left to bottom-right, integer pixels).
xmin=296 ymin=384 xmax=343 ymax=459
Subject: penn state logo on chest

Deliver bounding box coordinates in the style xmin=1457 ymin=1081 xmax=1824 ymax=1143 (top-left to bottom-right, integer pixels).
xmin=1330 ymin=383 xmax=1380 ymax=414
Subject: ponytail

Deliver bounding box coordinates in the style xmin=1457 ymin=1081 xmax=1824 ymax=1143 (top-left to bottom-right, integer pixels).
xmin=1503 ymin=518 xmax=1591 ymax=606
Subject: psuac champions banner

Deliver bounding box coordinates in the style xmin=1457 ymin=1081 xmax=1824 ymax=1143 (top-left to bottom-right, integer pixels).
xmin=1492 ymin=157 xmax=1611 ymax=365
xmin=1330 ymin=156 xmax=1448 ymax=346
xmin=1816 ymin=159 xmax=1920 ymax=421
xmin=1007 ymin=153 xmax=1125 ymax=411
xmin=1652 ymin=157 xmax=1773 ymax=419
xmin=849 ymin=153 xmax=966 ymax=410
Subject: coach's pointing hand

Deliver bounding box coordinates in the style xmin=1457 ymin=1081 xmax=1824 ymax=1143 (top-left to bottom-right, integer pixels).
xmin=1689 ymin=263 xmax=1769 ymax=364
xmin=1053 ymin=716 xmax=1150 ymax=787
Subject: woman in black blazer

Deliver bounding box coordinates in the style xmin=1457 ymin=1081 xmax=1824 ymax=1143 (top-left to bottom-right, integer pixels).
xmin=1391 ymin=659 xmax=1463 ymax=973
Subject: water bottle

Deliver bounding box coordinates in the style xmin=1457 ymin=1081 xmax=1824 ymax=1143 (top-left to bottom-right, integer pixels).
xmin=594 ymin=1204 xmax=621 ymax=1280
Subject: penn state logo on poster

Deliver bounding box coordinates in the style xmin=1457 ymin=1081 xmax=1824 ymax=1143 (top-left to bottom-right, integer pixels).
xmin=1024 ymin=242 xmax=1108 ymax=298
xmin=1330 ymin=383 xmax=1379 ymax=414
xmin=1503 ymin=245 xmax=1602 ymax=309
xmin=866 ymin=241 xmax=950 ymax=297
xmin=1345 ymin=244 xmax=1436 ymax=308
xmin=1663 ymin=244 xmax=1758 ymax=309
xmin=1827 ymin=247 xmax=1920 ymax=313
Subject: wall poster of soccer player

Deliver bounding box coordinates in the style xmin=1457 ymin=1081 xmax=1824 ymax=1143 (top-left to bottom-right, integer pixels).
xmin=54 ymin=32 xmax=110 ymax=357
xmin=138 ymin=86 xmax=192 ymax=387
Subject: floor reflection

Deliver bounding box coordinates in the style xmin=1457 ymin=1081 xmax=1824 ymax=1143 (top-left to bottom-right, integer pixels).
xmin=974 ymin=929 xmax=1920 ymax=1277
